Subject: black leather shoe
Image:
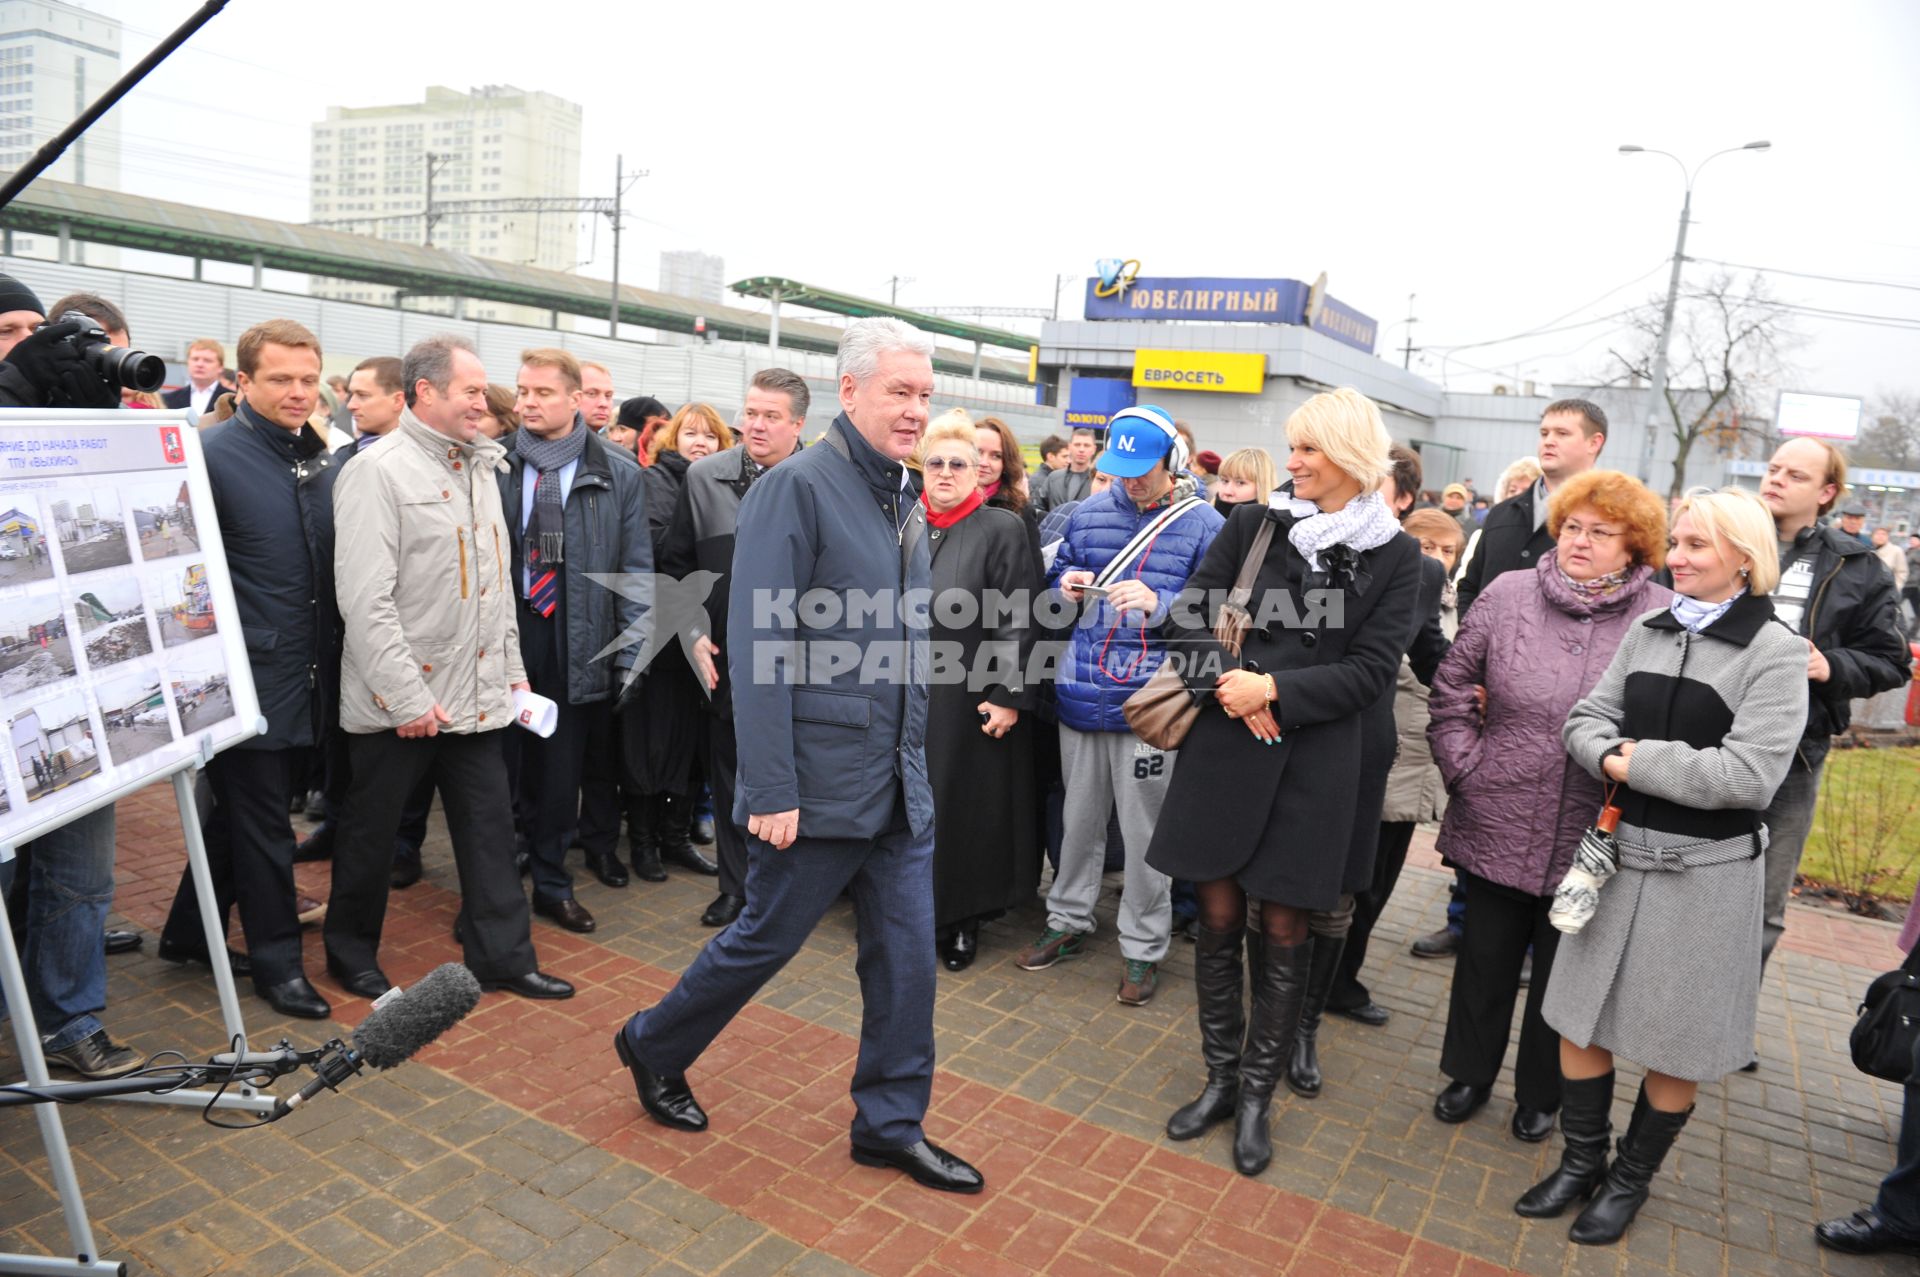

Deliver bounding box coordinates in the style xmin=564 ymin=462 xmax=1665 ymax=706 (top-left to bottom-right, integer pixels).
xmin=103 ymin=929 xmax=141 ymax=955
xmin=292 ymin=822 xmax=334 ymax=862
xmin=1512 ymin=1105 xmax=1558 ymax=1143
xmin=1410 ymin=927 xmax=1459 ymax=959
xmin=850 ymin=1140 xmax=984 ymax=1194
xmin=536 ymin=898 xmax=596 ymax=934
xmin=303 ymin=789 xmax=328 ymax=821
xmin=658 ymin=796 xmax=718 ymax=875
xmin=1815 ymin=1210 xmax=1920 ymax=1257
xmin=258 ymin=976 xmax=330 ymax=1020
xmin=613 ymin=1026 xmax=708 ymax=1131
xmin=1434 ymin=1081 xmax=1492 ymax=1124
xmin=482 ymin=971 xmax=575 ymax=1000
xmin=662 ymin=841 xmax=718 ymax=876
xmin=701 ymin=893 xmax=745 ymax=929
xmin=45 ymin=1028 xmax=144 ymax=1078
xmin=156 ymin=937 xmax=252 ymax=979
xmin=585 ymin=848 xmax=629 ymax=889
xmin=1331 ymin=1000 xmax=1390 ymax=1027
xmin=326 ymin=962 xmax=392 ymax=1000
xmin=692 ymin=812 xmax=715 ymax=845
xmin=390 ymin=855 xmax=422 ymax=890
xmin=631 ymin=844 xmax=667 ymax=883
xmin=941 ymin=925 xmax=978 ymax=972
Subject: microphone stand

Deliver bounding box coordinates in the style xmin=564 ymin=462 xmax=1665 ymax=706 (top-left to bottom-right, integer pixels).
xmin=0 ymin=1039 xmax=342 ymax=1112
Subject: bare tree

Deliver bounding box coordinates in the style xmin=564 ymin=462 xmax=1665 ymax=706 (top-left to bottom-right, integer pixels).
xmin=1602 ymin=272 xmax=1800 ymax=503
xmin=1853 ymin=392 xmax=1920 ymax=471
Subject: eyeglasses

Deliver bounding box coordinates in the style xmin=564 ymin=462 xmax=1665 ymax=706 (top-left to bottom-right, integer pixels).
xmin=1558 ymin=521 xmax=1621 ymax=545
xmin=923 ymin=457 xmax=972 ymax=473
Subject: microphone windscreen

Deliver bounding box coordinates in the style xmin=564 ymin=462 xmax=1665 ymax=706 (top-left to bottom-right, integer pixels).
xmin=352 ymin=964 xmax=482 ymax=1070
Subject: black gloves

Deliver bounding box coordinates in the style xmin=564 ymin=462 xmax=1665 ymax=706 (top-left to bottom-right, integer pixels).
xmin=1 ymin=318 xmax=119 ymax=409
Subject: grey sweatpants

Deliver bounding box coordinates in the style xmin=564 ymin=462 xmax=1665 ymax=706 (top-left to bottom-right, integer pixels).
xmin=1045 ymin=725 xmax=1174 ymax=963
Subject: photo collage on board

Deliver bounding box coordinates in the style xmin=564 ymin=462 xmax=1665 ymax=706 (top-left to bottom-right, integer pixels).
xmin=0 ymin=474 xmax=235 ymax=819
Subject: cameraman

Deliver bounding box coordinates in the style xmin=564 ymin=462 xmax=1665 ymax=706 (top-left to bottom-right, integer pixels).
xmin=0 ymin=277 xmax=120 ymax=412
xmin=0 ymin=273 xmax=141 ymax=1080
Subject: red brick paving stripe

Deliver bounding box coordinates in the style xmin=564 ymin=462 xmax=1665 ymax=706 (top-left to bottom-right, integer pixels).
xmin=108 ymin=783 xmax=1520 ymax=1277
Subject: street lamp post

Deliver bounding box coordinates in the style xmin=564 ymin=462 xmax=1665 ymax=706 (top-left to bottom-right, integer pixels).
xmin=1619 ymin=140 xmax=1771 ymax=485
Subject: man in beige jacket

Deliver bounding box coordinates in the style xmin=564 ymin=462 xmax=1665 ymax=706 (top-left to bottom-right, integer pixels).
xmin=323 ymin=334 xmax=573 ymax=1000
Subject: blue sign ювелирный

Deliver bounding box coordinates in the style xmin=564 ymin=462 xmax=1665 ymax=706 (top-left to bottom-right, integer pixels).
xmin=1083 ymin=276 xmax=1379 ymax=354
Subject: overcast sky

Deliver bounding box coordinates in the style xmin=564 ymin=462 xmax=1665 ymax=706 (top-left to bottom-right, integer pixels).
xmin=65 ymin=0 xmax=1920 ymax=402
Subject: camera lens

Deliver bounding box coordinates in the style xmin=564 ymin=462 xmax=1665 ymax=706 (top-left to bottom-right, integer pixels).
xmin=83 ymin=343 xmax=166 ymax=392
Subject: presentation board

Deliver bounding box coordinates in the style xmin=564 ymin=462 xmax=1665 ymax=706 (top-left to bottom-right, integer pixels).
xmin=0 ymin=408 xmax=259 ymax=852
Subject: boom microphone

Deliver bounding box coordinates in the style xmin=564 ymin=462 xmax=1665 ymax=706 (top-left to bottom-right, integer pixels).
xmin=272 ymin=964 xmax=481 ymax=1118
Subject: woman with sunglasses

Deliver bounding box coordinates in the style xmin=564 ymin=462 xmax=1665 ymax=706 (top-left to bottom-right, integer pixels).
xmin=918 ymin=411 xmax=1046 ymax=970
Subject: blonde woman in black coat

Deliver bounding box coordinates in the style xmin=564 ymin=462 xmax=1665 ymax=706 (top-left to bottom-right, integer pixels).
xmin=1147 ymin=387 xmax=1420 ymax=1177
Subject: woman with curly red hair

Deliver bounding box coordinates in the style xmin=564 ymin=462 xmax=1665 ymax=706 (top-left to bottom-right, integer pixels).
xmin=1425 ymin=470 xmax=1671 ymax=1143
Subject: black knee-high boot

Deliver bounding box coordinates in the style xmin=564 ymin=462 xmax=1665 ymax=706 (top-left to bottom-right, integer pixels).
xmin=1166 ymin=925 xmax=1244 ymax=1141
xmin=1287 ymin=933 xmax=1344 ymax=1098
xmin=1515 ymin=1070 xmax=1613 ymax=1217
xmin=1568 ymin=1083 xmax=1692 ymax=1245
xmin=1233 ymin=938 xmax=1310 ymax=1176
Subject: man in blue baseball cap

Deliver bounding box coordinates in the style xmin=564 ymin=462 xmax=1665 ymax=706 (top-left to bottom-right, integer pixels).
xmin=1016 ymin=405 xmax=1224 ymax=1007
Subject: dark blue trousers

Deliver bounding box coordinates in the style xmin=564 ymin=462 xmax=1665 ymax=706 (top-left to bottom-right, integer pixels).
xmin=626 ymin=789 xmax=936 ymax=1149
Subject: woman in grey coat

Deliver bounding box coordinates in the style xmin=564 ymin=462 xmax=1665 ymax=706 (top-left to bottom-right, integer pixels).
xmin=1523 ymin=488 xmax=1807 ymax=1247
xmin=1427 ymin=472 xmax=1672 ymax=1143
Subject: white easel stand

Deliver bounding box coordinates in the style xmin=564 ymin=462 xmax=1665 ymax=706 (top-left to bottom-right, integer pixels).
xmin=1 ymin=755 xmax=280 ymax=1276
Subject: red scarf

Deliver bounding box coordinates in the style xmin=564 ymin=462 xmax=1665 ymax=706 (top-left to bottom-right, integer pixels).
xmin=982 ymin=479 xmax=1002 ymax=502
xmin=922 ymin=488 xmax=983 ymax=529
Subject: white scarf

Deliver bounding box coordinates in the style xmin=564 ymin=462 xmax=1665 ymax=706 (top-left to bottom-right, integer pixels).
xmin=1670 ymin=588 xmax=1745 ymax=634
xmin=1274 ymin=488 xmax=1403 ymax=569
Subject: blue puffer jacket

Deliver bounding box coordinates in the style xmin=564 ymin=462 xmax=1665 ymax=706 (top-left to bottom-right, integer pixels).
xmin=1048 ymin=482 xmax=1223 ymax=733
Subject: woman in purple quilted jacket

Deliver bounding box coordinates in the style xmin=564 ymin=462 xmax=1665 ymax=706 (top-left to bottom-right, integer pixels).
xmin=1425 ymin=471 xmax=1672 ymax=1143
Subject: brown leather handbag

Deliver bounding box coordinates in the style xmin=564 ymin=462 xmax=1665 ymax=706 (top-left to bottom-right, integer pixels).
xmin=1122 ymin=519 xmax=1276 ymax=750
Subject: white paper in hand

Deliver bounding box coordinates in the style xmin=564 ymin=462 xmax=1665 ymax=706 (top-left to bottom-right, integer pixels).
xmin=512 ymin=688 xmax=558 ymax=738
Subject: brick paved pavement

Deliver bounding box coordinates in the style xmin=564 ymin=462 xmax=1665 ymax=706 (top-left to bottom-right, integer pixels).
xmin=1 ymin=782 xmax=1911 ymax=1275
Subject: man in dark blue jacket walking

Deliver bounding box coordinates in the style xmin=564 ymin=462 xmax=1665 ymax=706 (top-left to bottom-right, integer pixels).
xmin=614 ymin=319 xmax=982 ymax=1194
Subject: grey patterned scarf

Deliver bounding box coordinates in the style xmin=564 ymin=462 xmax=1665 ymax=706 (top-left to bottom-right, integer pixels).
xmin=1277 ymin=488 xmax=1403 ymax=569
xmin=512 ymin=419 xmax=589 ymax=571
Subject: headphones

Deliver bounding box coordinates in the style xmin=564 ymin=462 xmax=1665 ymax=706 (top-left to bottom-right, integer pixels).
xmin=1108 ymin=405 xmax=1190 ymax=473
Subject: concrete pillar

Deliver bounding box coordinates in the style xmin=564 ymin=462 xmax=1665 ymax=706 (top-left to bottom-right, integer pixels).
xmin=56 ymin=221 xmax=70 ymax=264
xmin=769 ymin=287 xmax=782 ymax=352
xmin=251 ymin=252 xmax=264 ymax=290
xmin=192 ymin=257 xmax=203 ymax=281
xmin=972 ymin=340 xmax=982 ymax=380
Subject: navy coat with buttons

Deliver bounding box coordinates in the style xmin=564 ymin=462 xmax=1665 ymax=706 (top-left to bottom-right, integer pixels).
xmin=727 ymin=414 xmax=932 ymax=842
xmin=1145 ymin=501 xmax=1421 ymax=909
xmin=200 ymin=402 xmax=340 ymax=751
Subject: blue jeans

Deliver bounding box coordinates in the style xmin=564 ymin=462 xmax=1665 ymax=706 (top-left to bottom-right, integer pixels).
xmin=1876 ymin=1028 xmax=1920 ymax=1237
xmin=0 ymin=807 xmax=116 ymax=1051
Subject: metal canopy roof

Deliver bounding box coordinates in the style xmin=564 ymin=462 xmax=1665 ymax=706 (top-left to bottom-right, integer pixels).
xmin=0 ymin=181 xmax=1029 ymax=383
xmin=731 ymin=276 xmax=1035 ymax=352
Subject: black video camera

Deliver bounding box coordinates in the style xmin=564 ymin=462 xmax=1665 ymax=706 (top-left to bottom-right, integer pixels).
xmin=49 ymin=310 xmax=165 ymax=392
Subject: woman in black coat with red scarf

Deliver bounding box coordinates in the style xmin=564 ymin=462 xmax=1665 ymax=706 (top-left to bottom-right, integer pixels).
xmin=1147 ymin=388 xmax=1419 ymax=1177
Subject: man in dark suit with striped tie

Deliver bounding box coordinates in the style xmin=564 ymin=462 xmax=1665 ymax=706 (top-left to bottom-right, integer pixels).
xmin=501 ymin=348 xmax=651 ymax=936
